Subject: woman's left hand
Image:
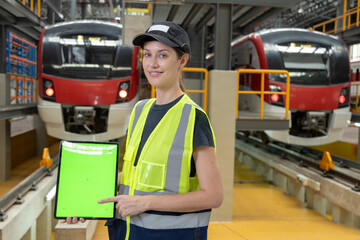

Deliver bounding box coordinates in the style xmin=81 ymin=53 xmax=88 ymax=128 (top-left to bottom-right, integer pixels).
xmin=98 ymin=195 xmax=148 ymax=217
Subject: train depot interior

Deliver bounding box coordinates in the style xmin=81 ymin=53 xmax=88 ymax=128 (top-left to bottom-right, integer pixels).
xmin=2 ymin=0 xmax=360 ymax=239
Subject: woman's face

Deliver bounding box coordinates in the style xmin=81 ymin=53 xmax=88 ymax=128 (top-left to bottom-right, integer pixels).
xmin=142 ymin=41 xmax=188 ymax=91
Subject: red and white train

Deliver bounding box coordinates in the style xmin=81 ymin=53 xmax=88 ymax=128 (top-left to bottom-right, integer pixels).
xmin=226 ymin=28 xmax=351 ymax=146
xmin=37 ymin=20 xmax=140 ymax=141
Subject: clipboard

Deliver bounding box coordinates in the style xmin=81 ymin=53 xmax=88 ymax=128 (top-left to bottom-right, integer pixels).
xmin=54 ymin=140 xmax=119 ymax=220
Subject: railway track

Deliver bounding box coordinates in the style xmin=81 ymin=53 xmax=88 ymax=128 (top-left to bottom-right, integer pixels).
xmin=0 ymin=155 xmax=59 ymax=221
xmin=236 ymin=132 xmax=360 ymax=192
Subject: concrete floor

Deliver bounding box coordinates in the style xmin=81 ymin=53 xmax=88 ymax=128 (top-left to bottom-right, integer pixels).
xmin=91 ymin=162 xmax=360 ymax=240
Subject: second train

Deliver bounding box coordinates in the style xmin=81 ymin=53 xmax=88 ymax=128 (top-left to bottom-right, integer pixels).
xmin=215 ymin=28 xmax=351 ymax=146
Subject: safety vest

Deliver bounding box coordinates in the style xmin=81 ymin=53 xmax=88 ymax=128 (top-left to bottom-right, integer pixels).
xmin=118 ymin=94 xmax=216 ymax=239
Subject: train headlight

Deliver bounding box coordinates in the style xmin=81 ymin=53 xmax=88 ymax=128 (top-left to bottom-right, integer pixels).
xmin=339 ymin=95 xmax=346 ymax=104
xmin=116 ymin=81 xmax=130 ymax=103
xmin=42 ymin=79 xmax=56 ymax=102
xmin=120 ymin=82 xmax=129 ymax=90
xmin=271 ymin=93 xmax=279 ymax=102
xmin=338 ymin=86 xmax=349 ymax=108
xmin=44 ymin=80 xmax=53 ymax=88
xmin=119 ymin=89 xmax=128 ymax=98
xmin=269 ymin=84 xmax=284 ymax=106
xmin=45 ymin=88 xmax=54 ymax=97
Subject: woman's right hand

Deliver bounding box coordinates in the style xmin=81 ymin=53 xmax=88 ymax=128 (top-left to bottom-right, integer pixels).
xmin=60 ymin=216 xmax=86 ymax=224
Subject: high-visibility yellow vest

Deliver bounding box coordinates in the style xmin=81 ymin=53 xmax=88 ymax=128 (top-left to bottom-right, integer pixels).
xmin=118 ymin=94 xmax=216 ymax=239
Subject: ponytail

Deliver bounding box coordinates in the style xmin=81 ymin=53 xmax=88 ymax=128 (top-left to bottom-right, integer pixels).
xmin=179 ymin=77 xmax=186 ymax=92
xmin=174 ymin=47 xmax=189 ymax=93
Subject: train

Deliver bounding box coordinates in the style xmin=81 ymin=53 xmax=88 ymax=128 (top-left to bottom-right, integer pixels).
xmin=37 ymin=20 xmax=140 ymax=141
xmin=212 ymin=28 xmax=351 ymax=146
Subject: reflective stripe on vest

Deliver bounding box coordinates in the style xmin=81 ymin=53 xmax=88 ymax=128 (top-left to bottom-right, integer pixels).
xmin=165 ymin=103 xmax=191 ymax=192
xmin=130 ymin=211 xmax=210 ymax=229
xmin=129 ymin=99 xmax=150 ymax=138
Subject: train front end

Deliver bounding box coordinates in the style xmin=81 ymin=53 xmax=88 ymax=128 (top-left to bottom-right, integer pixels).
xmin=37 ymin=21 xmax=140 ymax=141
xmin=261 ymin=29 xmax=351 ymax=146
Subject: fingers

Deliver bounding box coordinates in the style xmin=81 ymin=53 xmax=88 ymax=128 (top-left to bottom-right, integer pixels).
xmin=98 ymin=196 xmax=119 ymax=204
xmin=116 ymin=203 xmax=123 ymax=217
xmin=60 ymin=216 xmax=86 ymax=224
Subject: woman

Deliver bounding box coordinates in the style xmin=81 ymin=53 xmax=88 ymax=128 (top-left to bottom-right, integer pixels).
xmin=64 ymin=21 xmax=223 ymax=240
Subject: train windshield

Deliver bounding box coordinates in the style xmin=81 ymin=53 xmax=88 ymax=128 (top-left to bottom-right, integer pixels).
xmin=42 ymin=34 xmax=133 ymax=79
xmin=276 ymin=42 xmax=330 ymax=85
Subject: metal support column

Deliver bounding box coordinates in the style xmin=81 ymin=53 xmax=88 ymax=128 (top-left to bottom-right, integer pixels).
xmin=185 ymin=25 xmax=205 ymax=105
xmin=47 ymin=3 xmax=55 ymax=24
xmin=70 ymin=0 xmax=77 ymax=21
xmin=0 ymin=24 xmax=11 ymax=180
xmin=0 ymin=73 xmax=11 ymax=181
xmin=358 ymin=129 xmax=360 ymax=162
xmin=0 ymin=25 xmax=6 ymax=74
xmin=214 ymin=3 xmax=232 ymax=70
xmin=33 ymin=114 xmax=47 ymax=156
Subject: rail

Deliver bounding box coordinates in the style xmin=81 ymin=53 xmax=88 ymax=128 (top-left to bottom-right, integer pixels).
xmin=0 ymin=155 xmax=58 ymax=221
xmin=310 ymin=0 xmax=360 ymax=34
xmin=151 ymin=67 xmax=209 ymax=112
xmin=20 ymin=0 xmax=41 ymax=17
xmin=236 ymin=69 xmax=290 ymax=119
xmin=351 ymin=81 xmax=360 ymax=112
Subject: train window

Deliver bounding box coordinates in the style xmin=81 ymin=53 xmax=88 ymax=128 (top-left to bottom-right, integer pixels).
xmin=42 ymin=34 xmax=133 ymax=79
xmin=276 ymin=43 xmax=331 ymax=85
xmin=357 ymin=68 xmax=359 ymax=81
xmin=111 ymin=46 xmax=133 ymax=78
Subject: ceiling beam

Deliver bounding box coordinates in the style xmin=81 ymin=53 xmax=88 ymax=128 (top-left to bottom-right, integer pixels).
xmin=0 ymin=7 xmax=16 ymax=24
xmin=241 ymin=7 xmax=285 ymax=34
xmin=195 ymin=6 xmax=216 ymax=31
xmin=233 ymin=4 xmax=246 ymax=15
xmin=43 ymin=0 xmax=64 ymax=20
xmin=167 ymin=5 xmax=180 ymax=21
xmin=182 ymin=4 xmax=203 ymax=29
xmin=292 ymin=8 xmax=336 ymax=28
xmin=233 ymin=6 xmax=268 ymax=28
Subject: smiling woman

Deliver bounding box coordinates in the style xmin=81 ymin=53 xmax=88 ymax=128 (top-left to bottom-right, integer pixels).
xmin=62 ymin=21 xmax=223 ymax=240
xmin=103 ymin=21 xmax=223 ymax=240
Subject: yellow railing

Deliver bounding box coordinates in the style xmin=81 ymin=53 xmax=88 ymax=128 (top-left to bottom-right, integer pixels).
xmin=236 ymin=69 xmax=290 ymax=119
xmin=21 ymin=0 xmax=41 ymax=17
xmin=8 ymin=73 xmax=37 ymax=104
xmin=310 ymin=0 xmax=360 ymax=34
xmin=151 ymin=67 xmax=209 ymax=112
xmin=351 ymin=81 xmax=360 ymax=112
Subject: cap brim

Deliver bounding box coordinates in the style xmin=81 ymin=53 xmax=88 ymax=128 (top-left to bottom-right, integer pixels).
xmin=132 ymin=33 xmax=179 ymax=48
